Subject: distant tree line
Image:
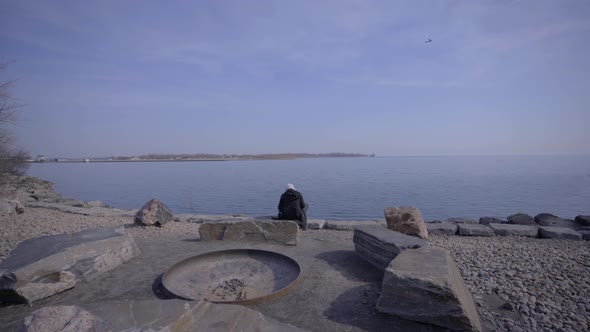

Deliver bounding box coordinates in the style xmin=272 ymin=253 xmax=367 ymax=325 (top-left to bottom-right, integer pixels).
xmin=0 ymin=63 xmax=29 ymax=181
xmin=110 ymin=152 xmax=369 ymax=161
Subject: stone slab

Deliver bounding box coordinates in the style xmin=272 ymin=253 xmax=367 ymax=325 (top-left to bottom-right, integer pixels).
xmin=353 ymin=225 xmax=431 ymax=271
xmin=307 ymin=218 xmax=326 ymax=230
xmin=426 ymin=222 xmax=457 ymax=235
xmin=325 ymin=220 xmax=379 ymax=231
xmin=0 ymin=228 xmax=140 ymax=304
xmin=539 ymin=226 xmax=583 ymax=240
xmin=377 ymin=247 xmax=482 ymax=331
xmin=489 ymin=223 xmax=539 ymax=237
xmin=457 ymin=224 xmax=494 ymax=237
xmin=199 ymin=219 xmax=299 ymax=245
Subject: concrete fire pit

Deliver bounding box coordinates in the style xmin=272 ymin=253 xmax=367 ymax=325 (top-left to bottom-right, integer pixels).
xmin=162 ymin=249 xmax=302 ymax=304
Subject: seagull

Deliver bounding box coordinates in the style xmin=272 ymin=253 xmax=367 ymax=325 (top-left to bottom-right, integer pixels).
xmin=425 ymin=38 xmax=432 ymax=43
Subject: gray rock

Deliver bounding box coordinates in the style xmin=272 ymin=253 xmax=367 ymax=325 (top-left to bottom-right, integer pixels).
xmin=377 ymin=247 xmax=482 ymax=331
xmin=21 ymin=305 xmax=108 ymax=332
xmin=446 ymin=217 xmax=478 ymax=224
xmin=534 ymin=213 xmax=575 ymax=228
xmin=325 ymin=220 xmax=379 ymax=230
xmin=426 ymin=222 xmax=457 ymax=235
xmin=579 ymin=230 xmax=590 ymax=241
xmin=199 ymin=219 xmax=299 ymax=245
xmin=134 ymin=198 xmax=175 ymax=226
xmin=457 ymin=224 xmax=495 ymax=237
xmin=353 ymin=225 xmax=431 ymax=271
xmin=0 ymin=228 xmax=140 ymax=304
xmin=539 ymin=226 xmax=583 ymax=240
xmin=384 ymin=206 xmax=428 ymax=239
xmin=507 ymin=213 xmax=535 ymax=225
xmin=0 ymin=199 xmax=24 ymax=217
xmin=575 ymin=215 xmax=590 ymax=227
xmin=479 ymin=217 xmax=506 ymax=225
xmin=307 ymin=218 xmax=326 ymax=230
xmin=489 ymin=223 xmax=539 ymax=237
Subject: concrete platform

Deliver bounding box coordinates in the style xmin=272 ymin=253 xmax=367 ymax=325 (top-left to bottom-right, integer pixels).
xmin=0 ymin=231 xmax=449 ymax=332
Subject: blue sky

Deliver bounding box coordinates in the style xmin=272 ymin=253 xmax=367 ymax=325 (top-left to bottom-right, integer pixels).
xmin=1 ymin=0 xmax=589 ymax=158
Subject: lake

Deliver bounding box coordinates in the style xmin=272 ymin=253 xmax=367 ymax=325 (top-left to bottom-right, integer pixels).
xmin=27 ymin=155 xmax=590 ymax=221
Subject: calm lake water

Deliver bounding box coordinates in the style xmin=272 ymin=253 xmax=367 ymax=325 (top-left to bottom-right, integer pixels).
xmin=27 ymin=156 xmax=590 ymax=221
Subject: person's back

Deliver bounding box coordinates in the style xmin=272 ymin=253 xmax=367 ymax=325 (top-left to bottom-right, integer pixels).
xmin=278 ymin=184 xmax=308 ymax=230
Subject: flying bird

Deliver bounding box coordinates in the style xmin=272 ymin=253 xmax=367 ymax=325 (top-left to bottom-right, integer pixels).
xmin=425 ymin=38 xmax=432 ymax=43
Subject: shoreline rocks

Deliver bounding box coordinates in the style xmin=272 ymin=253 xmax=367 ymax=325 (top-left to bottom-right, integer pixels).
xmin=134 ymin=198 xmax=175 ymax=227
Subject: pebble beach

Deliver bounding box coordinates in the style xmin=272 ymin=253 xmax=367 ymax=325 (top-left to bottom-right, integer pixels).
xmin=1 ymin=175 xmax=589 ymax=331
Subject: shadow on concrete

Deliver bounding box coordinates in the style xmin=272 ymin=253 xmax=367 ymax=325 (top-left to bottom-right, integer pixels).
xmin=315 ymin=250 xmax=383 ymax=282
xmin=324 ymin=285 xmax=447 ymax=332
xmin=151 ymin=274 xmax=180 ymax=300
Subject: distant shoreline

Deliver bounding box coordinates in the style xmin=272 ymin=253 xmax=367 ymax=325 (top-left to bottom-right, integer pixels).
xmin=28 ymin=153 xmax=374 ymax=163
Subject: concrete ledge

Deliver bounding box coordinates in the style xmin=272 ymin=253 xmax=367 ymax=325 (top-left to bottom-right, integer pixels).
xmin=457 ymin=224 xmax=494 ymax=237
xmin=325 ymin=220 xmax=379 ymax=231
xmin=426 ymin=222 xmax=457 ymax=235
xmin=489 ymin=223 xmax=539 ymax=237
xmin=539 ymin=226 xmax=583 ymax=240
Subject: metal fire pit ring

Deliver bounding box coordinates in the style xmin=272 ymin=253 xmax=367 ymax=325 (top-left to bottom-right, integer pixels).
xmin=162 ymin=249 xmax=302 ymax=304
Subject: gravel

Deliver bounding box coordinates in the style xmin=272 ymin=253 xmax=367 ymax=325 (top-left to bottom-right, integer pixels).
xmin=430 ymin=235 xmax=590 ymax=332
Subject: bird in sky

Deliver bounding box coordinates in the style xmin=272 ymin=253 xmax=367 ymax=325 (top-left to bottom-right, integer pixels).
xmin=425 ymin=38 xmax=432 ymax=43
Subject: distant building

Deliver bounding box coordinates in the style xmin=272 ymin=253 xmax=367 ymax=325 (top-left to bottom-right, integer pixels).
xmin=84 ymin=158 xmax=90 ymax=163
xmin=36 ymin=155 xmax=45 ymax=162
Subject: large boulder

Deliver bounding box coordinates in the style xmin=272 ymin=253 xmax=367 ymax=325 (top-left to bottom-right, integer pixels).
xmin=377 ymin=247 xmax=482 ymax=331
xmin=134 ymin=198 xmax=175 ymax=226
xmin=479 ymin=217 xmax=506 ymax=225
xmin=353 ymin=225 xmax=431 ymax=271
xmin=0 ymin=228 xmax=140 ymax=304
xmin=457 ymin=224 xmax=494 ymax=237
xmin=534 ymin=213 xmax=575 ymax=228
xmin=384 ymin=206 xmax=428 ymax=239
xmin=426 ymin=222 xmax=457 ymax=235
xmin=199 ymin=219 xmax=299 ymax=245
xmin=507 ymin=213 xmax=534 ymax=225
xmin=20 ymin=306 xmax=108 ymax=332
xmin=489 ymin=223 xmax=539 ymax=237
xmin=575 ymin=215 xmax=590 ymax=227
xmin=579 ymin=230 xmax=590 ymax=241
xmin=0 ymin=198 xmax=24 ymax=217
xmin=539 ymin=226 xmax=583 ymax=240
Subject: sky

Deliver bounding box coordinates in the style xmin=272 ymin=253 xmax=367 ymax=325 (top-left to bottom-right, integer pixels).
xmin=0 ymin=0 xmax=589 ymax=158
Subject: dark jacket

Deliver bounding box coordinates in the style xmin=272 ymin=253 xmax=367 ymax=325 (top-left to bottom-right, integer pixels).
xmin=278 ymin=189 xmax=307 ymax=223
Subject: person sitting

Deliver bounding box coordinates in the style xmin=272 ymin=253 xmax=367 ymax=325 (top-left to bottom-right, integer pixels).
xmin=277 ymin=183 xmax=308 ymax=230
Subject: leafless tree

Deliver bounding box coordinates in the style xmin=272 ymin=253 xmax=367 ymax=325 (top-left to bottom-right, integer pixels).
xmin=0 ymin=63 xmax=29 ymax=179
